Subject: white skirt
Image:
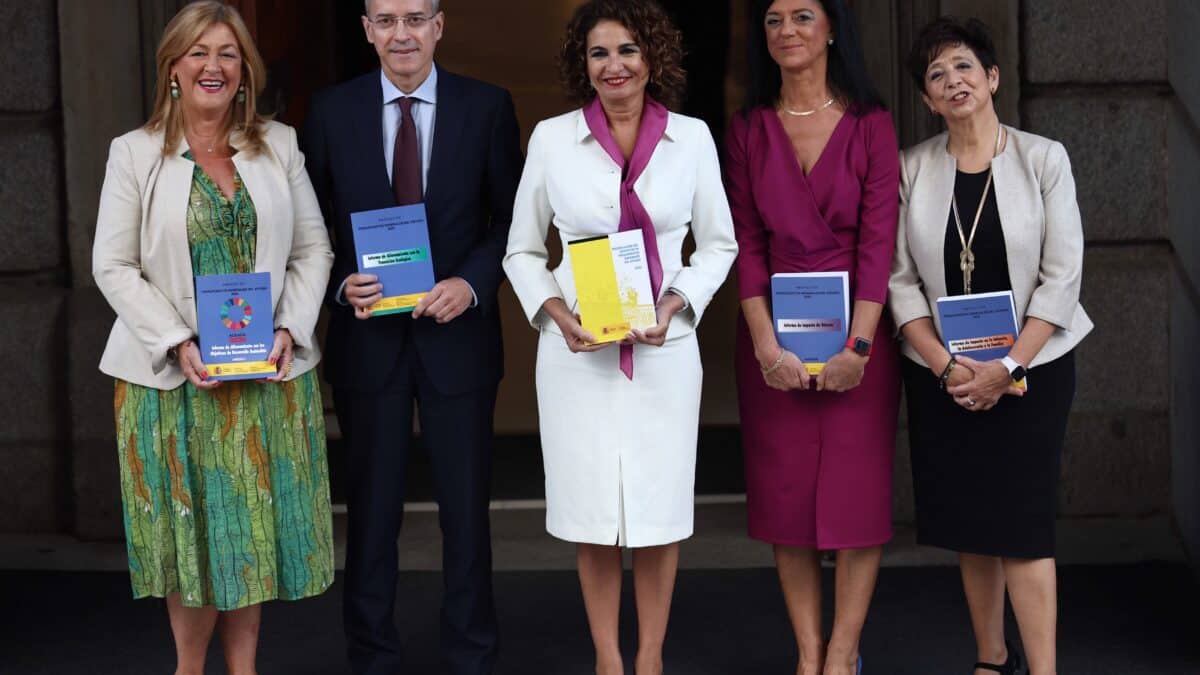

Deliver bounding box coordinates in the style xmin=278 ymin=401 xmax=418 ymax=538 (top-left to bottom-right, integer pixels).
xmin=535 ymin=330 xmax=702 ymax=547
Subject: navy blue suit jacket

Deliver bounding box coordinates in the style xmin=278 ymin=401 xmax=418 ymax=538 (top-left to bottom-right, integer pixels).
xmin=302 ymin=67 xmax=523 ymax=395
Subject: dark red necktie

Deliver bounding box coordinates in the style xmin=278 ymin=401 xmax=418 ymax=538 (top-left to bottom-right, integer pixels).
xmin=392 ymin=97 xmax=422 ymax=205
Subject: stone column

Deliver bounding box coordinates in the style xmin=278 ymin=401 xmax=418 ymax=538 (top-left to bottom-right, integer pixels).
xmin=0 ymin=1 xmax=70 ymax=533
xmin=59 ymin=0 xmax=156 ymax=539
xmin=1168 ymin=0 xmax=1200 ymax=568
xmin=1022 ymin=0 xmax=1172 ymax=517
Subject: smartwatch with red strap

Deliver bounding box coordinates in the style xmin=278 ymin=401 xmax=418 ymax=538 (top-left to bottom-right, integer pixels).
xmin=845 ymin=336 xmax=873 ymax=357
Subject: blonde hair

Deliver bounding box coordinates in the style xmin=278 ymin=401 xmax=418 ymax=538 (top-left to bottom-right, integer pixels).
xmin=145 ymin=1 xmax=269 ymax=157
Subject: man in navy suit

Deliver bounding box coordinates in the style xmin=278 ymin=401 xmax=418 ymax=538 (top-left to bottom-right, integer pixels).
xmin=301 ymin=1 xmax=522 ymax=672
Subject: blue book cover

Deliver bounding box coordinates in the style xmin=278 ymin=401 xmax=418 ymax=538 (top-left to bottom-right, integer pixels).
xmin=771 ymin=272 xmax=849 ymax=375
xmin=935 ymin=291 xmax=1021 ymax=363
xmin=194 ymin=272 xmax=276 ymax=381
xmin=350 ymin=203 xmax=435 ymax=316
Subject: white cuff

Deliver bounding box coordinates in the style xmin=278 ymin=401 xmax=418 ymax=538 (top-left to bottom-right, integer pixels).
xmin=466 ymin=281 xmax=479 ymax=308
xmin=666 ymin=287 xmax=690 ymax=311
xmin=334 ymin=277 xmax=350 ymax=306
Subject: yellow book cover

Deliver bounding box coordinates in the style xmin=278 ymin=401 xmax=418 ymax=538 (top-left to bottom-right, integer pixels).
xmin=568 ymin=230 xmax=657 ymax=344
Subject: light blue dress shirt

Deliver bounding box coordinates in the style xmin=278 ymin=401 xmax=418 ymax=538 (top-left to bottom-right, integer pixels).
xmin=380 ymin=66 xmax=436 ymax=191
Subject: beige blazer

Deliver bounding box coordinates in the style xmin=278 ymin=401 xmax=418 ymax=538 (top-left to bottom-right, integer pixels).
xmin=888 ymin=125 xmax=1092 ymax=368
xmin=93 ymin=121 xmax=333 ymax=389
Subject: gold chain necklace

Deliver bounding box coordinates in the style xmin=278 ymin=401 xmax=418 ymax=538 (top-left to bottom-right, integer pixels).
xmin=782 ymin=97 xmax=835 ymax=117
xmin=186 ymin=131 xmax=222 ymax=154
xmin=951 ymin=124 xmax=1004 ymax=295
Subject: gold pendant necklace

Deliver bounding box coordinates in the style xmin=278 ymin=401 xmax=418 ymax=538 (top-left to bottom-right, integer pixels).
xmin=188 ymin=132 xmax=219 ymax=154
xmin=782 ymin=97 xmax=835 ymax=117
xmin=951 ymin=124 xmax=1004 ymax=295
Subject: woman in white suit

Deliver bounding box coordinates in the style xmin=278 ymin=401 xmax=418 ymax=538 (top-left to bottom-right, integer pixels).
xmin=888 ymin=17 xmax=1092 ymax=675
xmin=503 ymin=2 xmax=736 ymax=673
xmin=91 ymin=3 xmax=333 ymax=673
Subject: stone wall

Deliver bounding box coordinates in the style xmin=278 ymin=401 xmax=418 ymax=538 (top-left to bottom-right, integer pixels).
xmin=1020 ymin=0 xmax=1175 ymax=519
xmin=59 ymin=0 xmax=161 ymax=540
xmin=2 ymin=0 xmax=1194 ymax=545
xmin=1168 ymin=0 xmax=1200 ymax=566
xmin=0 ymin=1 xmax=69 ymax=533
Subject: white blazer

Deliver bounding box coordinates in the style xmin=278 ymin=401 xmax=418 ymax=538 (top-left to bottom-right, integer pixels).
xmin=888 ymin=125 xmax=1092 ymax=368
xmin=503 ymin=108 xmax=738 ymax=338
xmin=92 ymin=121 xmax=333 ymax=389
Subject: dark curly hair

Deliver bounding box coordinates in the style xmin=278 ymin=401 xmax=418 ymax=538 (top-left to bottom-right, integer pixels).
xmin=559 ymin=0 xmax=686 ymax=110
xmin=743 ymin=0 xmax=884 ymax=113
xmin=907 ymin=16 xmax=999 ymax=93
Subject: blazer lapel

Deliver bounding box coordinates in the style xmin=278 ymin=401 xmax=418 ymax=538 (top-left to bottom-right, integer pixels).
xmin=233 ymin=150 xmax=274 ymax=277
xmin=354 ymin=74 xmax=392 ymax=201
xmin=156 ymin=146 xmax=198 ymax=317
xmin=989 ymin=127 xmax=1032 ymax=316
xmin=921 ymin=140 xmax=956 ymax=298
xmin=425 ymin=67 xmax=464 ymax=208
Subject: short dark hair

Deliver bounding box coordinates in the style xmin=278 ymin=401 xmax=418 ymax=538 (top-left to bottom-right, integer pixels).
xmin=559 ymin=0 xmax=686 ymax=110
xmin=907 ymin=16 xmax=999 ymax=92
xmin=743 ymin=0 xmax=885 ymax=113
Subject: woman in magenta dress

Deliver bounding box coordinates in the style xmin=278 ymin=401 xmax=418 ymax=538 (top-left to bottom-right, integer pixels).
xmin=724 ymin=2 xmax=900 ymax=673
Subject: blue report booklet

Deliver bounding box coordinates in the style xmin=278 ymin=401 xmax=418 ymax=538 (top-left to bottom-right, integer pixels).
xmin=771 ymin=272 xmax=849 ymax=376
xmin=935 ymin=291 xmax=1020 ymax=361
xmin=936 ymin=291 xmax=1027 ymax=389
xmin=350 ymin=203 xmax=435 ymax=316
xmin=194 ymin=272 xmax=276 ymax=381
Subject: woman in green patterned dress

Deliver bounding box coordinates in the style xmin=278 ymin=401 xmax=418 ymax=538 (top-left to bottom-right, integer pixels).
xmin=91 ymin=2 xmax=334 ymax=673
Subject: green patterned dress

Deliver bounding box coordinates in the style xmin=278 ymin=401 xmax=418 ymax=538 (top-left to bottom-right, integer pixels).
xmin=114 ymin=155 xmax=334 ymax=610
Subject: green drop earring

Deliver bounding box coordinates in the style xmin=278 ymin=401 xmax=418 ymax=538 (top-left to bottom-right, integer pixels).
xmin=170 ymin=75 xmax=180 ymax=100
xmin=236 ymin=84 xmax=246 ymax=104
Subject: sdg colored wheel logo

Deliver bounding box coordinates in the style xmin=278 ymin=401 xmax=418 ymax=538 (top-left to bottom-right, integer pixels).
xmin=221 ymin=296 xmax=253 ymax=329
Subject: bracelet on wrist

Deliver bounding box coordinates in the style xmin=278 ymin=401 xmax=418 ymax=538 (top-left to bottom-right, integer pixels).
xmin=761 ymin=348 xmax=787 ymax=375
xmin=937 ymin=355 xmax=957 ymax=391
xmin=167 ymin=338 xmax=195 ymax=364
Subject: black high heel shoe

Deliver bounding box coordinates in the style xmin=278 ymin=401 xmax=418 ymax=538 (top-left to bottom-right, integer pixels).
xmin=973 ymin=639 xmax=1025 ymax=674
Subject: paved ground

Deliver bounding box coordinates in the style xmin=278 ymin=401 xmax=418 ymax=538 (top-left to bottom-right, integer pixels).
xmin=2 ymin=454 xmax=1192 ymax=675
xmin=1 ymin=564 xmax=1197 ymax=674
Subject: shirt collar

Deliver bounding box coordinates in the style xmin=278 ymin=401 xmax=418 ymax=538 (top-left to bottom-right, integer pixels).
xmin=574 ymin=101 xmax=676 ymax=144
xmin=380 ymin=65 xmax=438 ymax=106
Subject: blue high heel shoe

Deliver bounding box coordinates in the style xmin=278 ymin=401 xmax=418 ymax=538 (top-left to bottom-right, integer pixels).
xmin=856 ymin=655 xmax=863 ymax=674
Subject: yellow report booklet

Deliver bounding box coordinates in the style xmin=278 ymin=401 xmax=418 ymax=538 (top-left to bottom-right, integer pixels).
xmin=568 ymin=230 xmax=657 ymax=344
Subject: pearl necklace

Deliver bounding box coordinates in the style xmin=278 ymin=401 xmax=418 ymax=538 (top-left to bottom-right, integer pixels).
xmin=782 ymin=97 xmax=835 ymax=117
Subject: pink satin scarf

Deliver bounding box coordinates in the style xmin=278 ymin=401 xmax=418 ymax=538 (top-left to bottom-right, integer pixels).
xmin=583 ymin=96 xmax=667 ymax=380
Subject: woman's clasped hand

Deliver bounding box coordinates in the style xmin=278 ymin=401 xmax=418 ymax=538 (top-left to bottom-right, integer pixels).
xmin=547 ymin=292 xmax=685 ymax=353
xmin=176 ymin=338 xmax=219 ymax=389
xmin=261 ymin=328 xmax=295 ymax=383
xmin=946 ymin=355 xmax=1025 ymax=411
xmin=756 ymin=347 xmax=868 ymax=393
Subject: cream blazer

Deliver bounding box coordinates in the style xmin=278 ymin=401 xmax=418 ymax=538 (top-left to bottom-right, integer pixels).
xmin=93 ymin=121 xmax=333 ymax=389
xmin=503 ymin=108 xmax=738 ymax=338
xmin=888 ymin=125 xmax=1093 ymax=368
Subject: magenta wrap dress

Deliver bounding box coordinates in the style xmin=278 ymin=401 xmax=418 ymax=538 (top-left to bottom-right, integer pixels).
xmin=724 ymin=105 xmax=901 ymax=549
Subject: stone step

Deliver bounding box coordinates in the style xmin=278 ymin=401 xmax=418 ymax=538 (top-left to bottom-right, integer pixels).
xmin=1 ymin=503 xmax=1184 ymax=573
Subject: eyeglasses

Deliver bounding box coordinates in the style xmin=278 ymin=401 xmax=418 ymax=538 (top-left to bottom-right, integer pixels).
xmin=366 ymin=13 xmax=437 ymax=31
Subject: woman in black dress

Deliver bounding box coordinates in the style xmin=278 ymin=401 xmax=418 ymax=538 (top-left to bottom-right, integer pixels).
xmin=888 ymin=17 xmax=1093 ymax=675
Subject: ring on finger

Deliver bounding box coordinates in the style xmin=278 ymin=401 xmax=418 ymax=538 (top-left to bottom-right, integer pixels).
xmin=967 ymin=398 xmax=977 ymax=407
